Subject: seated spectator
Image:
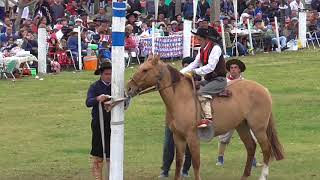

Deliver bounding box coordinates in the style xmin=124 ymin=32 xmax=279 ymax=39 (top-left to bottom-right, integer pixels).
xmin=221 ymin=0 xmax=234 ymax=17
xmin=255 ymin=1 xmax=263 ymax=16
xmin=170 ymin=21 xmax=179 ymax=32
xmin=126 ymin=12 xmax=142 ymax=35
xmin=0 ymin=26 xmax=17 ymax=44
xmin=1 ymin=37 xmax=17 ymax=53
xmin=21 ymin=32 xmax=38 ymax=57
xmin=124 ymin=24 xmax=137 ymax=52
xmin=94 ymin=8 xmax=109 ymax=21
xmin=243 ymin=2 xmax=255 ymax=17
xmin=266 ymin=21 xmax=288 ymax=51
xmin=284 ymin=17 xmax=299 ymax=41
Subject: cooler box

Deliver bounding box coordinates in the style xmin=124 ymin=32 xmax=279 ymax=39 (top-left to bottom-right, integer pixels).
xmin=83 ymin=56 xmax=98 ymax=71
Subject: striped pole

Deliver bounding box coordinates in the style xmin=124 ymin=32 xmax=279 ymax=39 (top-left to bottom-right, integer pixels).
xmin=110 ymin=1 xmax=126 ymax=180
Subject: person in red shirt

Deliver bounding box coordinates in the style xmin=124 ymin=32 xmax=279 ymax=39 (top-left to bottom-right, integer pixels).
xmin=125 ymin=24 xmax=137 ymax=51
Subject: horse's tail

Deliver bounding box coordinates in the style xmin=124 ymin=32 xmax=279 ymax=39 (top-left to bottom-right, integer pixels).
xmin=267 ymin=112 xmax=284 ymax=161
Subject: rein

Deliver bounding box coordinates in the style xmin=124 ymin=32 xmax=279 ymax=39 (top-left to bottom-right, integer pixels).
xmin=131 ymin=65 xmax=184 ymax=96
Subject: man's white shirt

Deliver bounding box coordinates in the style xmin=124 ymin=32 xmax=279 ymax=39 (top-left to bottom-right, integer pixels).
xmin=180 ymin=45 xmax=222 ymax=75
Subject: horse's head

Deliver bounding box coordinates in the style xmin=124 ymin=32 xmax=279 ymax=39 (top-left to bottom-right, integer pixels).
xmin=127 ymin=54 xmax=164 ymax=97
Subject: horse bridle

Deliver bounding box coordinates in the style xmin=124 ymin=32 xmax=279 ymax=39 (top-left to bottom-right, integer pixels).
xmin=129 ymin=65 xmax=182 ymax=96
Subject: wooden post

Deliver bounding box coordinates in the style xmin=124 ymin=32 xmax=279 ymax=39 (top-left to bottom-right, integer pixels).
xmin=220 ymin=19 xmax=227 ymax=56
xmin=183 ymin=20 xmax=192 ymax=58
xmin=298 ymin=11 xmax=307 ymax=48
xmin=275 ymin=17 xmax=281 ymax=52
xmin=37 ymin=28 xmax=47 ymax=74
xmin=76 ymin=27 xmax=82 ymax=70
xmin=109 ymin=1 xmax=126 ymax=180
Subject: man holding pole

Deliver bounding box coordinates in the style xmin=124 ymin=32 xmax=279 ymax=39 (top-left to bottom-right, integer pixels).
xmin=86 ymin=62 xmax=113 ymax=180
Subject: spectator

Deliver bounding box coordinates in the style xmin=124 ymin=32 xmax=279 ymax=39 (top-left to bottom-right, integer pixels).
xmin=94 ymin=8 xmax=109 ymax=21
xmin=290 ymin=0 xmax=304 ymax=11
xmin=221 ymin=0 xmax=234 ymax=17
xmin=0 ymin=26 xmax=17 ymax=44
xmin=21 ymin=32 xmax=38 ymax=57
xmin=197 ymin=0 xmax=210 ymax=18
xmin=284 ymin=17 xmax=299 ymax=41
xmin=175 ymin=14 xmax=183 ymax=24
xmin=0 ymin=0 xmax=4 ymax=22
xmin=51 ymin=0 xmax=65 ymax=23
xmin=124 ymin=24 xmax=137 ymax=51
xmin=146 ymin=0 xmax=155 ymax=15
xmin=127 ymin=0 xmax=142 ymax=13
xmin=34 ymin=0 xmax=53 ymax=25
xmin=243 ymin=2 xmax=255 ymax=17
xmin=1 ymin=17 xmax=13 ymax=33
xmin=65 ymin=0 xmax=78 ymax=16
xmin=255 ymin=1 xmax=263 ymax=16
xmin=268 ymin=1 xmax=280 ymax=20
xmin=168 ymin=0 xmax=176 ymax=19
xmin=126 ymin=12 xmax=142 ymax=35
xmin=158 ymin=0 xmax=169 ymax=18
xmin=311 ymin=0 xmax=320 ymax=11
xmin=183 ymin=0 xmax=194 ymax=20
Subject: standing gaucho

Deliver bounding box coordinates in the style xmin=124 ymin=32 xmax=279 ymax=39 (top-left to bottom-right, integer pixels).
xmin=180 ymin=28 xmax=227 ymax=128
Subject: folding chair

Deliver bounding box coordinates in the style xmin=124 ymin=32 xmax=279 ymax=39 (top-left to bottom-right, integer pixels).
xmin=65 ymin=50 xmax=78 ymax=70
xmin=0 ymin=58 xmax=6 ymax=79
xmin=3 ymin=60 xmax=17 ymax=80
xmin=125 ymin=48 xmax=141 ymax=67
xmin=306 ymin=32 xmax=316 ymax=49
xmin=311 ymin=31 xmax=320 ymax=47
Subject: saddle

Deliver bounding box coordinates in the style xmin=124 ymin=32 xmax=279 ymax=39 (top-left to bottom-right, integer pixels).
xmin=214 ymin=79 xmax=243 ymax=98
xmin=216 ymin=89 xmax=232 ymax=97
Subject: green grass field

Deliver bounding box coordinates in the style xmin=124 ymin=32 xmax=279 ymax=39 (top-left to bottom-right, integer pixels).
xmin=1 ymin=50 xmax=320 ymax=180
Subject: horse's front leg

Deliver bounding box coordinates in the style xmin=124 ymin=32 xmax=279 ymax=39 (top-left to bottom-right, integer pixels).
xmin=186 ymin=131 xmax=201 ymax=180
xmin=173 ymin=134 xmax=186 ymax=180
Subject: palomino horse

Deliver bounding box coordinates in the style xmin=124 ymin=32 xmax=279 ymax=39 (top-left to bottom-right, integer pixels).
xmin=127 ymin=55 xmax=284 ymax=180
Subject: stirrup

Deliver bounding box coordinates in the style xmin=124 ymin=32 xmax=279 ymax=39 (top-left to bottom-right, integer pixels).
xmin=197 ymin=119 xmax=212 ymax=128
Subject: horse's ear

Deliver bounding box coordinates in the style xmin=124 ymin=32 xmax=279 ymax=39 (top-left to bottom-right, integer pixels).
xmin=152 ymin=54 xmax=160 ymax=65
xmin=147 ymin=53 xmax=153 ymax=61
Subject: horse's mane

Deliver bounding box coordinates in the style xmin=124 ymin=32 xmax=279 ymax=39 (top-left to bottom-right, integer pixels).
xmin=166 ymin=65 xmax=192 ymax=91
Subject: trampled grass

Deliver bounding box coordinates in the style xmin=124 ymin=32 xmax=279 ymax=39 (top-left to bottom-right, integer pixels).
xmin=0 ymin=50 xmax=319 ymax=180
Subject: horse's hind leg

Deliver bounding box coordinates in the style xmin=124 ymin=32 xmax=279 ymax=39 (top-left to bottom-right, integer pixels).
xmin=173 ymin=134 xmax=186 ymax=180
xmin=186 ymin=132 xmax=201 ymax=180
xmin=247 ymin=115 xmax=272 ymax=180
xmin=236 ymin=121 xmax=256 ymax=180
xmin=252 ymin=130 xmax=272 ymax=180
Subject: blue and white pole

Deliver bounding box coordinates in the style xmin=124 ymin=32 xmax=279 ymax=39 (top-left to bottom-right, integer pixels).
xmin=110 ymin=1 xmax=126 ymax=180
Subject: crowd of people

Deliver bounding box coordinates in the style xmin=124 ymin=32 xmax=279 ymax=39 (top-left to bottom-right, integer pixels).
xmin=0 ymin=0 xmax=319 ymax=76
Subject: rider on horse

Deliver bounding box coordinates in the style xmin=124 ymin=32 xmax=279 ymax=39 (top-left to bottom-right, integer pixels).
xmin=180 ymin=28 xmax=227 ymax=128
